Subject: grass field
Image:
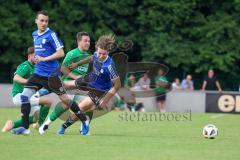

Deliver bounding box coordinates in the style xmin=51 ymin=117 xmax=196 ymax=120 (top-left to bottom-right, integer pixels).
xmin=0 ymin=108 xmax=239 ymax=160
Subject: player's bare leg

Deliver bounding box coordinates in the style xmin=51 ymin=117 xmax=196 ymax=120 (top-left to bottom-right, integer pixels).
xmin=1 ymin=120 xmax=13 ymax=132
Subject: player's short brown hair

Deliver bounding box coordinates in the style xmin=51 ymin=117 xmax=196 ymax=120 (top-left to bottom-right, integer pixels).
xmin=36 ymin=10 xmax=48 ymax=18
xmin=95 ymin=34 xmax=115 ymax=51
xmin=76 ymin=32 xmax=89 ymax=42
xmin=27 ymin=47 xmax=34 ymax=55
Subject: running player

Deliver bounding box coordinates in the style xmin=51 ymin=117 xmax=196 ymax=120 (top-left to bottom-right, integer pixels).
xmin=12 ymin=10 xmax=87 ymax=135
xmin=2 ymin=47 xmax=51 ymax=133
xmin=40 ymin=31 xmax=94 ymax=135
xmin=47 ymin=34 xmax=121 ymax=135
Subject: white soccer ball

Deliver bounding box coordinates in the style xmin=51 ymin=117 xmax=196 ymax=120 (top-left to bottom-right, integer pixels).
xmin=202 ymin=124 xmax=218 ymax=139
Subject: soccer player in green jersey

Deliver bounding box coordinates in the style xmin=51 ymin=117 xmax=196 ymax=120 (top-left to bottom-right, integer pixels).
xmin=61 ymin=32 xmax=91 ymax=84
xmin=1 ymin=47 xmax=51 ymax=133
xmin=40 ymin=32 xmax=93 ymax=135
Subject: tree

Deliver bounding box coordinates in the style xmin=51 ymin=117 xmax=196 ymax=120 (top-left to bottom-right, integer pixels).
xmin=0 ymin=0 xmax=34 ymax=64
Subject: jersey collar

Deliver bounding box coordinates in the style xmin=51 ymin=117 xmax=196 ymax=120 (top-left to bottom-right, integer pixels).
xmin=27 ymin=60 xmax=34 ymax=68
xmin=38 ymin=28 xmax=49 ymax=36
xmin=101 ymin=56 xmax=109 ymax=63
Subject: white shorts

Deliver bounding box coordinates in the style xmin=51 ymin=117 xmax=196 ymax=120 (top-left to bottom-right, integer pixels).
xmin=12 ymin=93 xmax=40 ymax=116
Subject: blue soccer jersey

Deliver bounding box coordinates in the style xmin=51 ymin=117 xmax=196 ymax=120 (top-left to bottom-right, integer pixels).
xmin=89 ymin=52 xmax=119 ymax=91
xmin=33 ymin=28 xmax=64 ymax=77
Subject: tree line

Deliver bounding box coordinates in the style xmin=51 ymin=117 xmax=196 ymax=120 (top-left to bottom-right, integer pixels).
xmin=0 ymin=0 xmax=240 ymax=90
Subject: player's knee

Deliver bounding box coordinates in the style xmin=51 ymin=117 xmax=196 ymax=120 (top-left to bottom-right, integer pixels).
xmin=58 ymin=94 xmax=66 ymax=101
xmin=20 ymin=95 xmax=29 ymax=103
xmin=59 ymin=95 xmax=70 ymax=104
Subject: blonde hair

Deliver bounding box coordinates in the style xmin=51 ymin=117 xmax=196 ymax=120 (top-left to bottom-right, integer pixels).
xmin=95 ymin=34 xmax=115 ymax=51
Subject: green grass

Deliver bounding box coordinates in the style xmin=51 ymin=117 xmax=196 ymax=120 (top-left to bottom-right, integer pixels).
xmin=0 ymin=108 xmax=239 ymax=160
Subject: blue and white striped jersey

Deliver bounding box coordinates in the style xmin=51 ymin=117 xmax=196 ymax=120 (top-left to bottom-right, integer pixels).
xmin=89 ymin=52 xmax=119 ymax=91
xmin=32 ymin=28 xmax=63 ymax=77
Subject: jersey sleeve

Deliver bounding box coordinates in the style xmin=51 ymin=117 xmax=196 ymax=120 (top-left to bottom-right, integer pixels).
xmin=15 ymin=64 xmax=29 ymax=77
xmin=62 ymin=51 xmax=74 ymax=67
xmin=108 ymin=62 xmax=119 ymax=80
xmin=49 ymin=32 xmax=64 ymax=51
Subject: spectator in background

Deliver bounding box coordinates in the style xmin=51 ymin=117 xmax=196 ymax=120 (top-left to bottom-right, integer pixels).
xmin=127 ymin=93 xmax=145 ymax=112
xmin=154 ymin=68 xmax=168 ymax=112
xmin=134 ymin=73 xmax=151 ymax=91
xmin=125 ymin=74 xmax=136 ymax=91
xmin=171 ymin=78 xmax=182 ymax=90
xmin=201 ymin=69 xmax=222 ymax=91
xmin=181 ymin=74 xmax=194 ymax=91
xmin=113 ymin=96 xmax=129 ymax=111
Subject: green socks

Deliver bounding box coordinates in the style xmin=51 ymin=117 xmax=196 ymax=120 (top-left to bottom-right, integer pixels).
xmin=38 ymin=105 xmax=50 ymax=125
xmin=85 ymin=111 xmax=93 ymax=123
xmin=13 ymin=116 xmax=34 ymax=128
xmin=49 ymin=102 xmax=66 ymax=122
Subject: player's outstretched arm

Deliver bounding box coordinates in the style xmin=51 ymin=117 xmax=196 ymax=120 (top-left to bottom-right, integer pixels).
xmin=35 ymin=48 xmax=65 ymax=62
xmin=60 ymin=65 xmax=79 ymax=80
xmin=69 ymin=55 xmax=93 ymax=69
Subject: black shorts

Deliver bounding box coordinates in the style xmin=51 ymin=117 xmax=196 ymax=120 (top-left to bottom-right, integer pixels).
xmin=26 ymin=74 xmax=66 ymax=95
xmin=87 ymin=89 xmax=107 ymax=106
xmin=156 ymin=94 xmax=166 ymax=102
xmin=75 ymin=75 xmax=107 ymax=105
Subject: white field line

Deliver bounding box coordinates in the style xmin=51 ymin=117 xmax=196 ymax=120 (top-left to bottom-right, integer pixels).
xmin=210 ymin=114 xmax=225 ymax=119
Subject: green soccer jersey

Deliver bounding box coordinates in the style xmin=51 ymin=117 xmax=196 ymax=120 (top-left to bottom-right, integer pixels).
xmin=62 ymin=48 xmax=90 ymax=81
xmin=12 ymin=61 xmax=34 ymax=97
xmin=154 ymin=75 xmax=168 ymax=93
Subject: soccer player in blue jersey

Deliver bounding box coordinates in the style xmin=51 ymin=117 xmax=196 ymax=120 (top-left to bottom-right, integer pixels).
xmin=12 ymin=10 xmax=87 ymax=135
xmin=56 ymin=34 xmax=121 ymax=135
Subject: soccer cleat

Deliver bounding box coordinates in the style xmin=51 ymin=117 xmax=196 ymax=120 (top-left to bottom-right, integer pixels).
xmin=57 ymin=125 xmax=65 ymax=135
xmin=80 ymin=119 xmax=90 ymax=135
xmin=38 ymin=124 xmax=49 ymax=135
xmin=1 ymin=120 xmax=13 ymax=132
xmin=11 ymin=127 xmax=30 ymax=135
